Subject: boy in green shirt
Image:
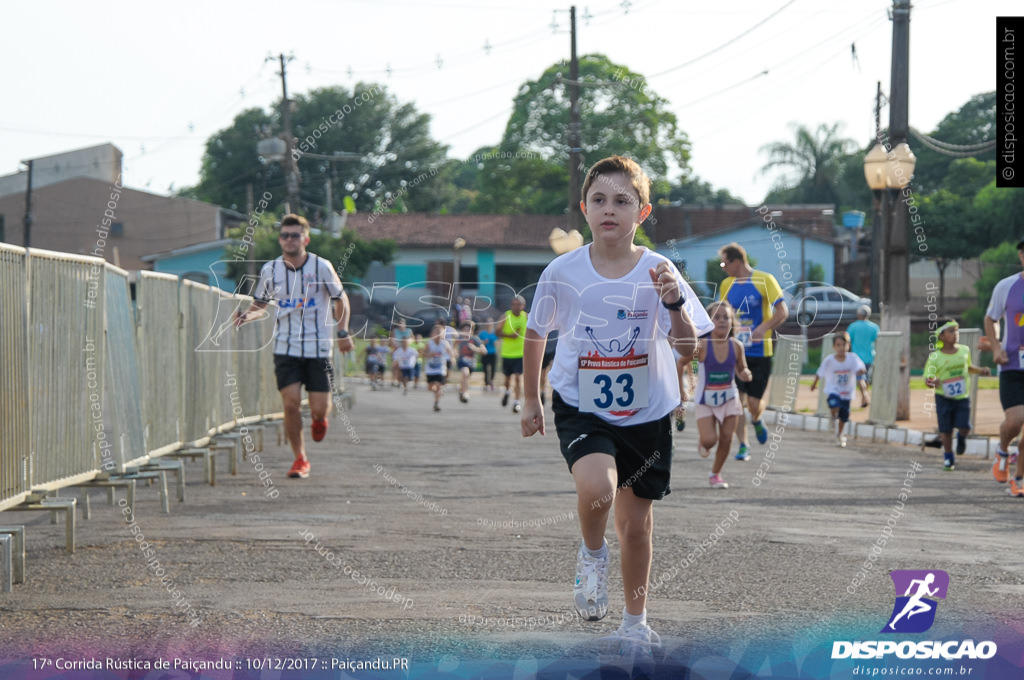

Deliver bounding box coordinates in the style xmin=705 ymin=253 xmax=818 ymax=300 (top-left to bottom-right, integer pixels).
xmin=923 ymin=319 xmax=990 ymax=470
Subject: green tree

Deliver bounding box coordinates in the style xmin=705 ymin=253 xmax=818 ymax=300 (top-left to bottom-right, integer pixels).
xmin=185 ymin=84 xmax=448 ymax=219
xmin=224 ymin=222 xmax=396 ymax=294
xmin=916 ymin=158 xmax=997 ymax=313
xmin=911 ymin=92 xmax=996 ymax=194
xmin=471 ymin=55 xmax=692 ymax=216
xmin=703 ymin=254 xmax=758 ymax=299
xmin=668 ymin=176 xmax=745 ymax=206
xmin=964 ymin=240 xmax=1020 ymax=327
xmin=760 ymin=123 xmax=857 ymax=205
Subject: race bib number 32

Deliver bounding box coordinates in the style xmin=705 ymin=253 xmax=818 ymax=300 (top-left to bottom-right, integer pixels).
xmin=578 ymin=355 xmax=649 ymax=413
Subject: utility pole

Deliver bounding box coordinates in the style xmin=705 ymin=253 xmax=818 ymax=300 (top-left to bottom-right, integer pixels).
xmin=886 ymin=0 xmax=912 ymax=420
xmin=567 ymin=5 xmax=583 ymax=231
xmin=22 ymin=160 xmax=33 ymax=248
xmin=272 ymin=53 xmax=300 ymax=214
xmin=870 ymin=80 xmax=883 ymax=315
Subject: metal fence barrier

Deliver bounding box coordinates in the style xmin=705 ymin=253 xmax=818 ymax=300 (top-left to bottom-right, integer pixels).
xmin=766 ymin=334 xmax=806 ymax=413
xmin=0 ymin=245 xmax=30 ymax=512
xmin=28 ymin=248 xmax=106 ymax=492
xmin=871 ymin=331 xmax=903 ymax=427
xmin=136 ymin=272 xmax=185 ymax=457
xmin=104 ymin=265 xmax=148 ymax=471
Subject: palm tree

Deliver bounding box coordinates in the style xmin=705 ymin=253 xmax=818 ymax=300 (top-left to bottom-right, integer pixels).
xmin=759 ymin=122 xmax=856 ymax=204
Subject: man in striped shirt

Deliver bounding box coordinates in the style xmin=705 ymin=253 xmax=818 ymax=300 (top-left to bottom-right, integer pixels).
xmin=235 ymin=214 xmax=353 ymax=479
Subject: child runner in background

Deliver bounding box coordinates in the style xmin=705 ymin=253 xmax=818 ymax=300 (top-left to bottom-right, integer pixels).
xmin=392 ymin=336 xmax=419 ymax=395
xmin=672 ymin=352 xmax=693 ymax=432
xmin=694 ymin=300 xmax=752 ymax=489
xmin=423 ymin=322 xmax=453 ymax=412
xmin=810 ymin=333 xmax=866 ymax=448
xmin=412 ymin=333 xmax=425 ymax=390
xmin=520 ymin=156 xmax=712 ymax=659
xmin=478 ymin=319 xmax=499 ymax=392
xmin=455 ymin=321 xmax=485 ymax=403
xmin=923 ymin=319 xmax=990 ymax=470
xmin=364 ymin=339 xmax=387 ymax=389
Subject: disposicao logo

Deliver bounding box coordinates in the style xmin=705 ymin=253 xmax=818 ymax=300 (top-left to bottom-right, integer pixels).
xmin=832 ymin=569 xmax=997 ymax=661
xmin=882 ymin=569 xmax=948 ymax=634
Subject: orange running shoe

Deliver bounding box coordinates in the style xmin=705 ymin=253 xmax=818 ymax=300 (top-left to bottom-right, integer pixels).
xmin=993 ymin=450 xmax=1017 ymax=483
xmin=288 ymin=458 xmax=311 ymax=479
xmin=1008 ymin=478 xmax=1024 ymax=498
xmin=311 ymin=418 xmax=328 ymax=442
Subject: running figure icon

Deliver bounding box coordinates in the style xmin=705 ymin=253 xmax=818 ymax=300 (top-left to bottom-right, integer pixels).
xmin=887 ymin=572 xmax=939 ymax=630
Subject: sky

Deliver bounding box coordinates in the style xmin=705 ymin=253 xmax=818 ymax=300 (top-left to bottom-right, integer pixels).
xmin=0 ymin=0 xmax=1011 ymax=207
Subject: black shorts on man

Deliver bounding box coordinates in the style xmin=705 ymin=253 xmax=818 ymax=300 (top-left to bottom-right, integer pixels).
xmin=274 ymin=355 xmax=332 ymax=392
xmin=501 ymin=357 xmax=524 ymax=377
xmin=999 ymin=369 xmax=1024 ymax=411
xmin=736 ymin=355 xmax=772 ymax=400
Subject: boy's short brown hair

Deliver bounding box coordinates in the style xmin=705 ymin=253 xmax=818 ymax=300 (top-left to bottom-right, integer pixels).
xmin=718 ymin=242 xmax=748 ymax=265
xmin=280 ymin=214 xmax=310 ymax=235
xmin=581 ymin=156 xmax=650 ymax=207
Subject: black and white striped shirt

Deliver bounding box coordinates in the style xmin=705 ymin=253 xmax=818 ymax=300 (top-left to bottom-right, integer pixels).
xmin=255 ymin=253 xmax=343 ymax=358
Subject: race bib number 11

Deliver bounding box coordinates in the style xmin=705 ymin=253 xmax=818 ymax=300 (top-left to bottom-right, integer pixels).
xmin=579 ymin=355 xmax=649 ymax=413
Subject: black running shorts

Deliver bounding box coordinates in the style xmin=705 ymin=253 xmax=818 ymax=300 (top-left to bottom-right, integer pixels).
xmin=736 ymin=355 xmax=772 ymax=400
xmin=274 ymin=355 xmax=333 ymax=392
xmin=999 ymin=369 xmax=1024 ymax=410
xmin=551 ymin=391 xmax=673 ymax=500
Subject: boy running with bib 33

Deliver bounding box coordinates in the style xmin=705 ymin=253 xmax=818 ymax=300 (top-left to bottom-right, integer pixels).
xmin=520 ymin=156 xmax=712 ymax=656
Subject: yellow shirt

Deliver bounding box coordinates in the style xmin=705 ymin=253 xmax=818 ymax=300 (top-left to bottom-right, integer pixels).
xmin=500 ymin=311 xmax=528 ymax=358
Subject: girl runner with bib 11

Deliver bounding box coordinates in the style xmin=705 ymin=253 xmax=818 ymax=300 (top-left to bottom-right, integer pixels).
xmin=694 ymin=300 xmax=752 ymax=489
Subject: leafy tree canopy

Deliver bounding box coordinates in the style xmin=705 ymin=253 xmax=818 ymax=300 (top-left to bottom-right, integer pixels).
xmin=184 ymin=84 xmax=448 ymax=220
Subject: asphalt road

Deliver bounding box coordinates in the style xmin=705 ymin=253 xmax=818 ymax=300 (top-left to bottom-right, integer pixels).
xmin=2 ymin=378 xmax=1023 ymax=676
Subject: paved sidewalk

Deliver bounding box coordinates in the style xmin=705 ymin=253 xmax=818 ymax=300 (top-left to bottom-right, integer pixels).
xmin=2 ymin=379 xmax=1023 ymax=674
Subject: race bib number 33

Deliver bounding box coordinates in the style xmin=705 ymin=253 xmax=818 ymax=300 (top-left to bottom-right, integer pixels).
xmin=578 ymin=355 xmax=649 ymax=413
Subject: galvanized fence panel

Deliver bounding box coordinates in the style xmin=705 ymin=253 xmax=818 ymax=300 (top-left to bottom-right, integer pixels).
xmin=103 ymin=265 xmax=148 ymax=471
xmin=870 ymin=332 xmax=902 ymax=427
xmin=27 ymin=249 xmax=105 ymax=491
xmin=258 ymin=303 xmax=283 ymax=419
xmin=0 ymin=244 xmax=31 ymax=511
xmin=959 ymin=328 xmax=981 ymax=432
xmin=135 ymin=272 xmax=185 ymax=457
xmin=181 ymin=280 xmax=221 ymax=445
xmin=210 ymin=289 xmax=241 ymax=433
xmin=231 ymin=294 xmax=267 ymax=425
xmin=766 ymin=334 xmax=805 ymax=412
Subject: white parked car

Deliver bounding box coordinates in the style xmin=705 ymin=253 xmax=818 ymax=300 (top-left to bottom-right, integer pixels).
xmin=787 ymin=286 xmax=871 ymax=326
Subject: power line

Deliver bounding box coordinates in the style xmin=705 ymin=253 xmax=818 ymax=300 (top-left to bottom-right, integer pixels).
xmin=647 ymin=0 xmax=800 ymax=79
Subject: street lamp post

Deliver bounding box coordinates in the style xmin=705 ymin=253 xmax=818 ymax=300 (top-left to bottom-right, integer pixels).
xmin=863 ymin=140 xmax=916 ymax=421
xmin=861 ymin=0 xmax=915 ymax=421
xmin=453 ymin=237 xmax=466 ymax=302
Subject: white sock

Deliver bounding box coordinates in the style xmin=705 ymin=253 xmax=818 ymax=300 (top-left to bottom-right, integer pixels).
xmin=584 ymin=540 xmax=607 ymax=558
xmin=623 ymin=607 xmax=647 ymax=628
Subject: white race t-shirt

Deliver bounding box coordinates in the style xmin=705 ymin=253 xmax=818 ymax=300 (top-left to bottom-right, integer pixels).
xmin=527 ymin=245 xmax=713 ymax=425
xmin=816 ymin=353 xmax=866 ymax=400
xmin=255 ymin=253 xmax=343 ymax=359
xmin=424 ymin=339 xmax=451 ymax=376
xmin=392 ymin=346 xmax=419 ymax=370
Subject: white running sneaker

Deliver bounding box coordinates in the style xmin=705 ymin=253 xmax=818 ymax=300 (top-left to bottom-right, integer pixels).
xmin=598 ymin=618 xmax=662 ymax=671
xmin=839 ymin=434 xmax=848 ymax=448
xmin=573 ymin=540 xmax=609 ymax=621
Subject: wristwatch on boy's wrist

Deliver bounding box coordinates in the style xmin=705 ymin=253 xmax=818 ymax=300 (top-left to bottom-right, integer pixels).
xmin=662 ymin=296 xmax=685 ymax=311
xmin=336 ymin=330 xmax=350 ymax=339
